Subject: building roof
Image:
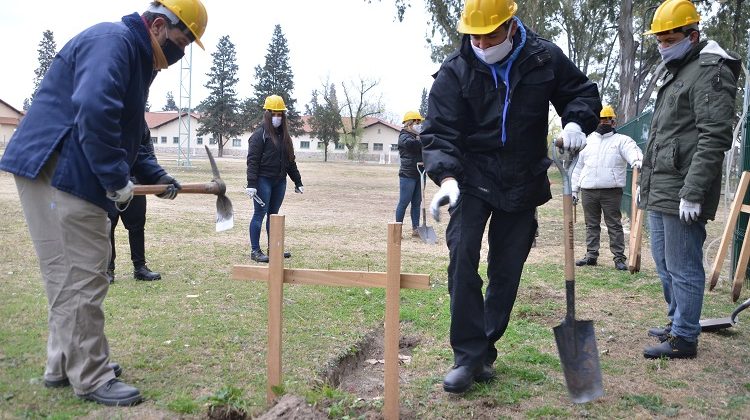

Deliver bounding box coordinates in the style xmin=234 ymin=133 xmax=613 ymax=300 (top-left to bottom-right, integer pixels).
xmin=0 ymin=98 xmax=24 ymax=118
xmin=145 ymin=111 xmax=200 ymax=129
xmin=300 ymin=115 xmax=401 ymax=134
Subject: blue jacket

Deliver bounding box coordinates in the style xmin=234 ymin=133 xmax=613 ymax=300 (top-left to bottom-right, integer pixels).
xmin=0 ymin=13 xmax=165 ymax=212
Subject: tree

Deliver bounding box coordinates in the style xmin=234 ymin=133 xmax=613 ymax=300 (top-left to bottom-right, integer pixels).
xmin=243 ymin=25 xmax=303 ymax=136
xmin=419 ymin=88 xmax=429 ymax=117
xmin=163 ymin=91 xmax=178 ymax=111
xmin=196 ymin=35 xmax=243 ymax=157
xmin=309 ymin=82 xmax=343 ymax=162
xmin=339 ymin=78 xmax=385 ymax=160
xmin=25 ymin=30 xmax=56 ymax=110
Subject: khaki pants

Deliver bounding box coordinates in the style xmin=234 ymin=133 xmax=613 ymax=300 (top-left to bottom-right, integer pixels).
xmin=15 ymin=155 xmax=115 ymax=395
xmin=580 ymin=187 xmax=626 ymax=262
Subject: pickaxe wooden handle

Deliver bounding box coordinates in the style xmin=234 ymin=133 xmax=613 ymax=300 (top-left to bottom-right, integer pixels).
xmin=132 ymin=181 xmax=224 ymax=196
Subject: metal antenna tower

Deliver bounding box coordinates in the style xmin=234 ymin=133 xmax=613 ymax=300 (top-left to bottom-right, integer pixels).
xmin=177 ymin=44 xmax=193 ymax=167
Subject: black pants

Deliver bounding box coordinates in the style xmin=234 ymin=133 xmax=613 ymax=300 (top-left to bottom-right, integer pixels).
xmin=108 ymin=195 xmax=147 ymax=269
xmin=446 ymin=193 xmax=537 ymax=368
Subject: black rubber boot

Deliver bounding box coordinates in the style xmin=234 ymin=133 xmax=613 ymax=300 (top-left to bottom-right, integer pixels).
xmin=251 ymin=249 xmax=269 ymax=263
xmin=134 ymin=265 xmax=161 ymax=281
xmin=643 ymin=334 xmax=697 ymax=359
xmin=575 ymin=257 xmax=597 ymax=266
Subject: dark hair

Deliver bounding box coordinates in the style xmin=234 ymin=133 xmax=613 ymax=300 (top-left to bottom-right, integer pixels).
xmin=264 ymin=110 xmax=296 ymax=162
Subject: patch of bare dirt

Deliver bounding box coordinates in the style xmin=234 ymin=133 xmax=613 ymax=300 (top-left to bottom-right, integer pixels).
xmin=254 ymin=395 xmax=327 ymax=420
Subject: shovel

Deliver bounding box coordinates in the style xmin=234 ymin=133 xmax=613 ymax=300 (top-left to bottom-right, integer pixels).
xmin=133 ymin=145 xmax=234 ymax=232
xmin=551 ymin=140 xmax=604 ymax=404
xmin=416 ymin=164 xmax=437 ymax=245
xmin=700 ymin=297 xmax=750 ymax=332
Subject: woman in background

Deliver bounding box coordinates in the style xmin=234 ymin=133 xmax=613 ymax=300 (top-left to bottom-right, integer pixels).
xmin=395 ymin=111 xmax=424 ymax=237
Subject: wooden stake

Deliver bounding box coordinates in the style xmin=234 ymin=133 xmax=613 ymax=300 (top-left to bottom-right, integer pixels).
xmin=266 ymin=215 xmax=285 ymax=403
xmin=384 ymin=223 xmax=402 ymax=420
xmin=709 ymin=171 xmax=750 ymax=291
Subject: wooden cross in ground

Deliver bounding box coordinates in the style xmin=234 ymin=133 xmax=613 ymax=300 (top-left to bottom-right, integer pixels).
xmin=231 ymin=214 xmax=430 ymax=420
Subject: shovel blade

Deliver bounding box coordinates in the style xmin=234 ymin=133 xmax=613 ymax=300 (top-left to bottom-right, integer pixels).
xmin=215 ymin=195 xmax=234 ymax=232
xmin=553 ymin=319 xmax=604 ymax=403
xmin=700 ymin=317 xmax=734 ymax=332
xmin=417 ymin=226 xmax=437 ymax=245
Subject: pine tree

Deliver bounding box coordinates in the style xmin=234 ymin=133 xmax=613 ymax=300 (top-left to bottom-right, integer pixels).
xmin=243 ymin=25 xmax=303 ymax=136
xmin=419 ymin=88 xmax=428 ymax=118
xmin=25 ymin=30 xmax=57 ymax=110
xmin=196 ymin=35 xmax=242 ymax=157
xmin=309 ymin=83 xmax=343 ymax=162
xmin=163 ymin=91 xmax=178 ymax=111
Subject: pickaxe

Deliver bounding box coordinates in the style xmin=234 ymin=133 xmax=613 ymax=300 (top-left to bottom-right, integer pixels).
xmin=132 ymin=145 xmax=234 ymax=232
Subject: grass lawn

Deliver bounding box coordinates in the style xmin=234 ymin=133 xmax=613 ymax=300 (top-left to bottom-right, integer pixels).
xmin=1 ymin=156 xmax=749 ymax=419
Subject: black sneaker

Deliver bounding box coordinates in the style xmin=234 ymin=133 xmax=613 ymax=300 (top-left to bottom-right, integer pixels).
xmin=251 ymin=249 xmax=269 ymax=263
xmin=265 ymin=249 xmax=291 ymax=259
xmin=614 ymin=260 xmax=627 ymax=271
xmin=648 ymin=321 xmax=672 ymax=342
xmin=575 ymin=257 xmax=597 ymax=266
xmin=45 ymin=363 xmax=122 ymax=388
xmin=79 ymin=378 xmax=143 ymax=406
xmin=643 ymin=334 xmax=697 ymax=359
xmin=134 ymin=265 xmax=161 ymax=281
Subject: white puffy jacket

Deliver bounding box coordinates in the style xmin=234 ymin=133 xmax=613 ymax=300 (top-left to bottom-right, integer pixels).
xmin=571 ymin=131 xmax=643 ymax=191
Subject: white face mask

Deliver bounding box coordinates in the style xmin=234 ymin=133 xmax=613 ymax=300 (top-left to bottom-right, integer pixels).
xmin=413 ymin=123 xmax=423 ymax=133
xmin=472 ymin=34 xmax=513 ymax=65
xmin=658 ymin=36 xmax=693 ymax=63
xmin=272 ymin=116 xmax=282 ymax=128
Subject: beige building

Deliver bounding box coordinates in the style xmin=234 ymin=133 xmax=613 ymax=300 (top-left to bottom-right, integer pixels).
xmin=146 ymin=111 xmax=403 ymax=161
xmin=0 ymin=99 xmax=24 ymax=147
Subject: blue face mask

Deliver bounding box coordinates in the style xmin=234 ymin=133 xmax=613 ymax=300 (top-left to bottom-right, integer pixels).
xmin=658 ymin=36 xmax=693 ymax=63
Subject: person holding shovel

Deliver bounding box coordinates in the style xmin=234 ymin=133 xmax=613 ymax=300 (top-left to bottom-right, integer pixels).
xmin=639 ymin=0 xmax=740 ymax=359
xmin=571 ymin=105 xmax=642 ymax=271
xmin=421 ymin=0 xmax=600 ymax=394
xmin=0 ymin=0 xmax=207 ymax=406
xmin=246 ymin=95 xmax=304 ymax=263
xmin=395 ymin=111 xmax=425 ymax=238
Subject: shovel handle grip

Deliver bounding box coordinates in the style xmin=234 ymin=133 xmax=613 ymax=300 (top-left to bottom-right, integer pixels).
xmin=133 ymin=182 xmax=222 ymax=195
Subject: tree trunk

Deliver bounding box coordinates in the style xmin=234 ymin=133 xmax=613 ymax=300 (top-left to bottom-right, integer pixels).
xmin=218 ymin=134 xmax=224 ymax=158
xmin=618 ymin=0 xmax=637 ymax=122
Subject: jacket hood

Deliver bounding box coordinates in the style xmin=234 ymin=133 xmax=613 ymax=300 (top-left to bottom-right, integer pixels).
xmin=700 ymin=40 xmax=738 ymax=61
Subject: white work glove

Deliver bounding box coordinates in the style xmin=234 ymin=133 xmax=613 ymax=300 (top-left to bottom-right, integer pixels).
xmin=245 ymin=187 xmax=257 ymax=199
xmin=679 ymin=198 xmax=701 ymax=224
xmin=632 ymin=160 xmax=642 ymax=169
xmin=294 ymin=185 xmax=304 ymax=194
xmin=106 ymin=180 xmax=134 ymax=204
xmin=572 ymin=190 xmax=579 ymax=205
xmin=635 ymin=185 xmax=641 ymax=206
xmin=430 ymin=178 xmax=460 ymax=222
xmin=561 ymin=122 xmax=587 ymax=153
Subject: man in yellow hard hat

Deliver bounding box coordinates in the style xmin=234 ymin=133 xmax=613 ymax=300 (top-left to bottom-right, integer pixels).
xmin=571 ymin=105 xmax=642 ymax=271
xmin=0 ymin=0 xmax=207 ymax=406
xmin=421 ymin=0 xmax=601 ymax=393
xmin=639 ymin=0 xmax=740 ymax=359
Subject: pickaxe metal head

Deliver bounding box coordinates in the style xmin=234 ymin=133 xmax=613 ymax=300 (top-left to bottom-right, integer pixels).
xmin=204 ymin=145 xmax=233 ymax=232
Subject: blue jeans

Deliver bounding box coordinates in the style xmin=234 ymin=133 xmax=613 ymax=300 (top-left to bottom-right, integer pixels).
xmin=395 ymin=176 xmax=421 ymax=230
xmin=648 ymin=210 xmax=706 ymax=341
xmin=249 ymin=176 xmax=286 ymax=251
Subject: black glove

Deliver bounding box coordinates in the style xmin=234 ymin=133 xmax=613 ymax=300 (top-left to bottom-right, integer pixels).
xmin=156 ymin=174 xmax=181 ymax=199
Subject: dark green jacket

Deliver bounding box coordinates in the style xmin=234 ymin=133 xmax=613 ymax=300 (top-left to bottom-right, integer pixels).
xmin=640 ymin=40 xmax=740 ymax=220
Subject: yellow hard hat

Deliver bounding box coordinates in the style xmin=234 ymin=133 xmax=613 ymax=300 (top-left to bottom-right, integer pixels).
xmin=157 ymin=0 xmax=208 ymax=49
xmin=402 ymin=111 xmax=424 ymax=123
xmin=600 ymin=105 xmax=616 ymax=119
xmin=263 ymin=95 xmax=287 ymax=112
xmin=644 ymin=0 xmax=700 ymax=35
xmin=457 ymin=0 xmax=518 ymax=35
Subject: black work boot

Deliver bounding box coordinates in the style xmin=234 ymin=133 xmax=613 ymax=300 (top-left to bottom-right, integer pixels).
xmin=576 ymin=256 xmax=597 ymax=267
xmin=134 ymin=265 xmax=161 ymax=281
xmin=614 ymin=259 xmax=627 ymax=271
xmin=79 ymin=378 xmax=143 ymax=406
xmin=474 ymin=364 xmax=496 ymax=383
xmin=105 ymin=269 xmax=115 ymax=284
xmin=251 ymin=249 xmax=269 ymax=263
xmin=648 ymin=321 xmax=672 ymax=342
xmin=643 ymin=334 xmax=697 ymax=359
xmin=443 ymin=365 xmax=482 ymax=393
xmin=45 ymin=363 xmax=122 ymax=388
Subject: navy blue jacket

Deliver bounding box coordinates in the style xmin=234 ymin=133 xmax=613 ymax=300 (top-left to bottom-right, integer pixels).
xmin=422 ymin=24 xmax=601 ymax=212
xmin=0 ymin=13 xmax=165 ymax=212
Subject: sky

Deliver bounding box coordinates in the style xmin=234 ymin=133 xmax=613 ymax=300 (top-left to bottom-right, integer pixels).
xmin=0 ymin=0 xmax=440 ymax=122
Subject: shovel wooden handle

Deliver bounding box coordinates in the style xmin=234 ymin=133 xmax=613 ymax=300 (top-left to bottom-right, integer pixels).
xmin=132 ymin=182 xmax=223 ymax=195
